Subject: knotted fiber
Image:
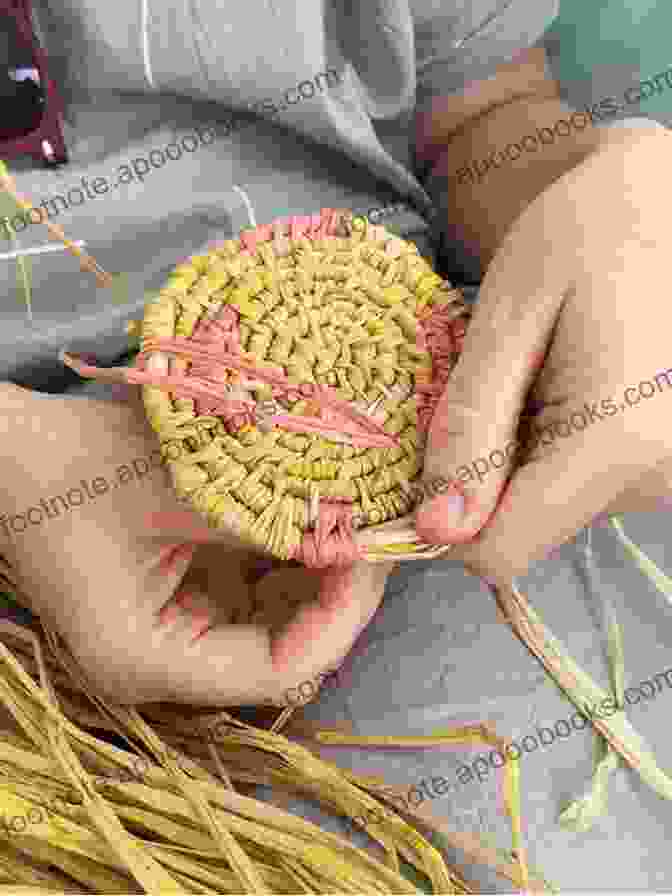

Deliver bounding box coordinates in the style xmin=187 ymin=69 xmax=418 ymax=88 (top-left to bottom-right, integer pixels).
xmin=63 ymin=208 xmax=470 ymax=567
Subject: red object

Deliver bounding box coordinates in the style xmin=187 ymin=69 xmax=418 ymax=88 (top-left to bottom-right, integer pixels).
xmin=0 ymin=0 xmax=68 ymax=165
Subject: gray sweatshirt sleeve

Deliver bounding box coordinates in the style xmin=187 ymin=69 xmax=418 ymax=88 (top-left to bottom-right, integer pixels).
xmin=4 ymin=0 xmax=561 ymax=387
xmin=409 ymin=1 xmax=559 ymax=283
xmin=411 ymin=0 xmax=560 ymax=103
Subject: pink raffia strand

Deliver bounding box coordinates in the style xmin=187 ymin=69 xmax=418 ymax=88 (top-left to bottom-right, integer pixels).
xmin=321 ymin=211 xmax=335 ymax=236
xmin=187 ymin=307 xmax=258 ymax=431
xmin=267 ymin=412 xmax=395 ymax=449
xmin=289 ymin=216 xmax=307 ymax=240
xmin=293 ymin=498 xmax=364 ymax=568
xmin=316 ymin=210 xmax=331 ymax=239
xmin=190 ymin=309 xmax=241 ymax=376
xmin=60 ymin=313 xmax=400 ymax=448
xmin=134 ymin=336 xmax=400 ymax=447
xmin=309 ymin=213 xmax=322 ymax=236
xmin=416 ymin=307 xmax=466 ymax=433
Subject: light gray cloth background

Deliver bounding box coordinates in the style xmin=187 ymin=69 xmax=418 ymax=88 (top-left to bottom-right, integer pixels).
xmin=3 ymin=0 xmax=672 ymax=890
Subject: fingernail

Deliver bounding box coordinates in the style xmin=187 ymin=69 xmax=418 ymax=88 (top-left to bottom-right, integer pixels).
xmin=498 ymin=486 xmax=514 ymax=514
xmin=415 ymin=490 xmax=465 ymax=543
xmin=591 ymin=510 xmax=611 ymax=529
xmin=480 ymin=576 xmax=497 ymax=593
xmin=157 ymin=602 xmax=181 ymax=626
xmin=190 ymin=608 xmax=212 ymax=642
xmin=545 ymin=544 xmax=562 ymax=562
xmin=157 ymin=542 xmax=195 ymax=575
xmin=175 ymin=591 xmax=194 ymax=610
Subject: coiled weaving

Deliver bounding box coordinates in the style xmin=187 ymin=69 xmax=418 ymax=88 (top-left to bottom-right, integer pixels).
xmin=65 ymin=208 xmax=471 ymax=567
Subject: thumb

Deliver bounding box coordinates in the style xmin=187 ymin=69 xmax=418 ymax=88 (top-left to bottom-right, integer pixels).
xmin=415 ymin=247 xmax=565 ymax=544
xmin=454 ymin=372 xmax=672 ymax=584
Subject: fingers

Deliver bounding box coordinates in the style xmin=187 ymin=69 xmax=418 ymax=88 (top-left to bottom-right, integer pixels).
xmin=143 ymin=509 xmax=255 ymax=551
xmin=269 ymin=560 xmax=393 ymax=671
xmin=130 ymin=541 xmax=198 ymax=620
xmin=416 ymin=212 xmax=568 ymax=543
xmin=145 ymin=539 xmax=269 ymax=626
xmin=603 ymin=457 xmax=672 ymax=516
xmin=157 ymin=588 xmax=215 ymax=642
xmin=102 ymin=617 xmax=283 ymax=705
xmin=154 ymin=542 xmax=198 ymax=578
xmin=141 ymin=560 xmax=391 ymax=705
xmin=114 ymin=547 xmax=390 ymax=704
xmin=452 ymin=378 xmax=672 ymax=583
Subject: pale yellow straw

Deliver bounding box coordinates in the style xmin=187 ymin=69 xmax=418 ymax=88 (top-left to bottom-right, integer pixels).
xmin=0 ymin=161 xmax=113 ymax=288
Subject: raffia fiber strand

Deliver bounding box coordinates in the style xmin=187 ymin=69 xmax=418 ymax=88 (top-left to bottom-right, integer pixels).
xmin=0 ymin=620 xmax=550 ymax=894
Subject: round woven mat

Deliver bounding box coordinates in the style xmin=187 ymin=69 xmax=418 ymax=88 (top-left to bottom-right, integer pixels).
xmin=137 ymin=208 xmax=470 ymax=565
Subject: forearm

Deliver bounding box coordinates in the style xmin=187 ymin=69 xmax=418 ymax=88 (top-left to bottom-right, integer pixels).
xmin=434 ymin=94 xmax=609 ymax=267
xmin=422 ymin=47 xmax=662 ymax=271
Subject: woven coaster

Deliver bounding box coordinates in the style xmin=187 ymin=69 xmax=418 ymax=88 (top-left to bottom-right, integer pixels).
xmin=64 ymin=208 xmax=470 ymax=566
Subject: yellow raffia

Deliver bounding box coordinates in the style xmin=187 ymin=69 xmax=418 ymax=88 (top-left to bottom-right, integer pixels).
xmin=0 ymin=619 xmax=554 ymax=894
xmin=133 ymin=208 xmax=469 ymax=563
xmin=311 ymin=727 xmax=529 ymax=890
xmin=0 ymin=161 xmax=113 ymax=288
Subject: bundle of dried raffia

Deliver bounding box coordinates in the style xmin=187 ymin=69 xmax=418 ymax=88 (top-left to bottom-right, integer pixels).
xmin=61 ymin=208 xmax=470 ymax=565
xmin=0 ymin=619 xmax=551 ymax=894
xmin=57 ymin=208 xmax=672 ymax=859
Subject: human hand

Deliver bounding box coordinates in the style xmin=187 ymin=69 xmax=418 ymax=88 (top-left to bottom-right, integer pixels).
xmin=415 ymin=126 xmax=672 ymax=583
xmin=0 ymin=383 xmax=392 ymax=704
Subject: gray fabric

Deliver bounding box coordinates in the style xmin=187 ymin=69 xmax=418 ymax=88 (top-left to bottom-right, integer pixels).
xmin=290 ymin=514 xmax=672 ymax=891
xmin=67 ymin=390 xmax=672 ymax=892
xmin=0 ymin=90 xmax=430 ymax=390
xmin=10 ymin=1 xmax=672 ymax=891
xmin=412 ymin=0 xmax=560 ymax=101
xmin=1 ymin=0 xmax=557 ymax=388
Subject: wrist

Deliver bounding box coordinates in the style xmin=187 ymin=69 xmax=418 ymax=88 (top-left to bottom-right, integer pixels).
xmin=429 ymin=94 xmax=606 ymax=271
xmin=416 ymin=46 xmax=556 ymax=172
